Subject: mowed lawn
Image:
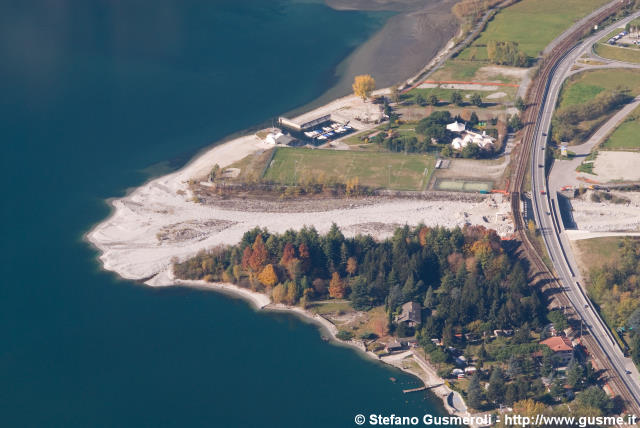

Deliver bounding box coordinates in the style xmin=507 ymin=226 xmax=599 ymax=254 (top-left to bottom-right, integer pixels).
xmin=595 ymin=43 xmax=640 ymax=64
xmin=458 ymin=0 xmax=610 ymax=60
xmin=264 ymin=147 xmax=435 ymax=191
xmin=602 ymin=106 xmax=640 ymax=150
xmin=558 ymin=69 xmax=640 ymax=109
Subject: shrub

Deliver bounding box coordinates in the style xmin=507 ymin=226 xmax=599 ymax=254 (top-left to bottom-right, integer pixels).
xmin=336 ymin=330 xmax=354 ymax=341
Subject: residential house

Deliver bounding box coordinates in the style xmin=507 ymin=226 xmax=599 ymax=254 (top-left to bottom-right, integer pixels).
xmin=396 ymin=301 xmax=422 ymax=327
xmin=540 ymin=336 xmax=574 ymax=366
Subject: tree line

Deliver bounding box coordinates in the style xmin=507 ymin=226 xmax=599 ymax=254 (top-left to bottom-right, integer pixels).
xmin=552 ymin=90 xmax=632 ymax=143
xmin=174 ymin=223 xmax=546 ymax=334
xmin=588 ymin=238 xmax=640 ymax=367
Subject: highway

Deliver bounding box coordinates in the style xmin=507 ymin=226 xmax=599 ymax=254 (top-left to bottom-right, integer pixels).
xmin=529 ymin=8 xmax=640 ymax=414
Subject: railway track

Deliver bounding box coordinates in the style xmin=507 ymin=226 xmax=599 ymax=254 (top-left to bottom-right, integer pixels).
xmin=507 ymin=1 xmax=640 ymax=415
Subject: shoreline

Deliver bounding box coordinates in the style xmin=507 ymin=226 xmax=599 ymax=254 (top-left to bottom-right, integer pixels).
xmin=293 ymin=0 xmax=460 ymax=110
xmin=161 ymin=270 xmax=471 ymax=421
xmin=86 ymin=3 xmax=479 ymax=420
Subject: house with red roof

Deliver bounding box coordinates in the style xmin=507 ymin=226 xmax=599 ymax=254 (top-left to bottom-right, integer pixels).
xmin=540 ymin=336 xmax=574 ymax=366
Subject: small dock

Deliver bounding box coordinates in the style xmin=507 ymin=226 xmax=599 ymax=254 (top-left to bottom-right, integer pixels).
xmin=402 ymin=383 xmax=443 ymax=394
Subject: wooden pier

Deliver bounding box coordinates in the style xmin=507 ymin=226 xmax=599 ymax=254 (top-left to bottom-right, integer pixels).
xmin=402 ymin=383 xmax=442 ymax=394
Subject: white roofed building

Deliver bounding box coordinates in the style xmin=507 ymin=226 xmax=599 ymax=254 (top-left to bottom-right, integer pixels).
xmin=446 ymin=121 xmax=466 ymax=133
xmin=265 ymin=131 xmax=294 ymax=146
xmin=451 ymin=137 xmax=465 ymax=151
xmin=450 ymin=129 xmax=495 ymax=151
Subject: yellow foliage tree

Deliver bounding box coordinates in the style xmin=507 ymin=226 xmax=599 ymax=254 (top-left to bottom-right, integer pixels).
xmin=512 ymin=399 xmax=548 ymax=427
xmin=346 ymin=176 xmax=360 ymax=196
xmin=352 ymin=74 xmax=376 ymax=101
xmin=258 ymin=264 xmax=278 ymax=288
xmin=527 ymin=219 xmax=536 ymax=235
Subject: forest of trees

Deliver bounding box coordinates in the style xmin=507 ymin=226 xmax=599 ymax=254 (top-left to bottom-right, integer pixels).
xmin=588 ymin=238 xmax=640 ymax=368
xmin=174 ymin=223 xmax=547 ymax=335
xmin=174 ymin=223 xmax=616 ymax=414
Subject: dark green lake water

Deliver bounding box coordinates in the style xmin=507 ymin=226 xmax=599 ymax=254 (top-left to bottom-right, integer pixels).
xmin=0 ymin=1 xmax=453 ymax=426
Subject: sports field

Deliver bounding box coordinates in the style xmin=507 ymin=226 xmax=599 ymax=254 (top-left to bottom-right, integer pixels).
xmin=264 ymin=148 xmax=435 ymax=191
xmin=434 ymin=179 xmax=493 ymax=192
xmin=458 ymin=0 xmax=610 ymax=61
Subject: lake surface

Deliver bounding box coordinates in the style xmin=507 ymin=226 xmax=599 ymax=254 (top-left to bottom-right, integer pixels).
xmin=0 ymin=1 xmax=453 ymax=426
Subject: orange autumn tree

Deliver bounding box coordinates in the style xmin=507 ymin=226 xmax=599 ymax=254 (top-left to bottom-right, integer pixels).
xmin=418 ymin=226 xmax=430 ymax=247
xmin=279 ymin=242 xmax=296 ymax=266
xmin=248 ymin=234 xmax=268 ymax=271
xmin=241 ymin=246 xmax=252 ymax=269
xmin=280 ymin=242 xmax=300 ymax=279
xmin=258 ymin=264 xmax=278 ymax=288
xmin=298 ymin=242 xmax=311 ymax=273
xmin=329 ymin=272 xmax=346 ymax=299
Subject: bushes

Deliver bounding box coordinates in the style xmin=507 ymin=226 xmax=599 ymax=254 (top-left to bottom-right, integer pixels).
xmin=487 ymin=41 xmax=530 ymax=67
xmin=553 ymin=90 xmax=633 ymax=143
xmin=336 ymin=330 xmax=354 ymax=341
xmin=590 ymin=190 xmax=630 ymax=204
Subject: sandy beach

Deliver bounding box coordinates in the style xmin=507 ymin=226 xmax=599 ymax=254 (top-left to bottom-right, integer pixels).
xmin=308 ymin=0 xmax=459 ymax=106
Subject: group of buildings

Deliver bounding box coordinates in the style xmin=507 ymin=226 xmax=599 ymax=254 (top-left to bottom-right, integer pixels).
xmin=271 ymin=114 xmax=353 ymax=145
xmin=446 ymin=121 xmax=496 ymax=151
xmin=385 ymin=301 xmax=576 ymax=381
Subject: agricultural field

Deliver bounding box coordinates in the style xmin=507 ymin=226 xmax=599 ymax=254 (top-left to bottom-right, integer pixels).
xmin=602 ymin=106 xmax=640 ymax=150
xmin=263 ymin=147 xmax=435 ymax=191
xmin=558 ymin=69 xmax=640 ymax=109
xmin=457 ymin=0 xmax=610 ymax=61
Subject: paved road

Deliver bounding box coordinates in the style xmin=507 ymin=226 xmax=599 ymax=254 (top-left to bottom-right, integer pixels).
xmin=549 ymin=95 xmax=640 ymax=191
xmin=530 ymin=9 xmax=640 ymax=411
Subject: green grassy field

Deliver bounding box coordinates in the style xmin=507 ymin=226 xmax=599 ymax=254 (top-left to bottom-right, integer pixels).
xmin=404 ymin=86 xmax=515 ymax=106
xmin=602 ymin=106 xmax=640 ymax=150
xmin=428 ymin=60 xmax=485 ymax=81
xmin=574 ymin=236 xmax=640 ymax=269
xmin=457 ymin=0 xmax=610 ymax=61
xmin=558 ymin=69 xmax=640 ymax=110
xmin=594 ymin=43 xmax=640 ymax=64
xmin=264 ymin=147 xmax=435 ymax=191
